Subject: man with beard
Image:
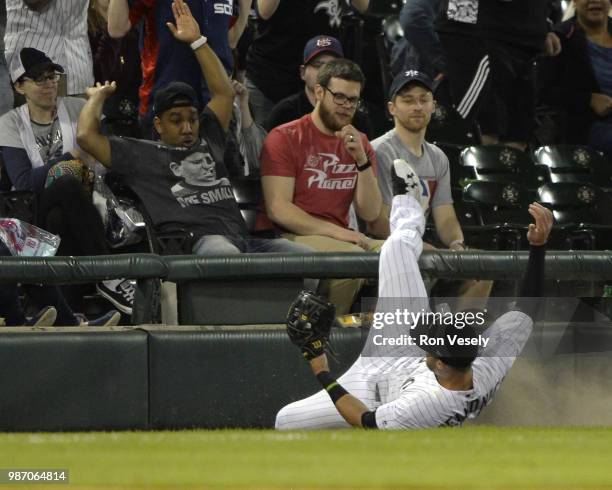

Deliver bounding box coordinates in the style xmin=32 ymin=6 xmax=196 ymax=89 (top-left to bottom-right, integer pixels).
xmin=257 ymin=59 xmax=383 ymax=315
xmin=370 ymin=70 xmax=492 ymax=304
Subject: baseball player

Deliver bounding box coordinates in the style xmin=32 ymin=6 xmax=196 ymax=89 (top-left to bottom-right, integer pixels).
xmin=277 ymin=159 xmax=553 ymax=429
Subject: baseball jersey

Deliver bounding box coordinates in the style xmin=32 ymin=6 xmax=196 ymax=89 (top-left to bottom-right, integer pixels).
xmin=371 ymin=129 xmax=452 ymax=209
xmin=370 ymin=310 xmax=533 ymax=429
xmin=4 ymin=0 xmax=93 ymax=94
xmin=256 ymin=114 xmax=377 ymax=231
xmin=129 ymin=0 xmax=235 ymax=120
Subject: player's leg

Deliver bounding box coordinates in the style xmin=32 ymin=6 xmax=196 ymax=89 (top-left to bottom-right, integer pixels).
xmin=378 ymin=160 xmax=429 ymax=299
xmin=275 ymin=360 xmax=377 ymax=430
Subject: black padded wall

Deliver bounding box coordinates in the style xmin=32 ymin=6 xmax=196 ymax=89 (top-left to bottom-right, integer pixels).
xmin=148 ymin=328 xmax=366 ymax=429
xmin=0 ymin=329 xmax=149 ymax=431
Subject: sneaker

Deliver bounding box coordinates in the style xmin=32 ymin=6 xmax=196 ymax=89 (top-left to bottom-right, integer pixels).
xmin=96 ymin=279 xmax=135 ymax=315
xmin=24 ymin=306 xmax=57 ymax=327
xmin=391 ymin=159 xmax=430 ymax=211
xmin=83 ymin=310 xmax=122 ymax=327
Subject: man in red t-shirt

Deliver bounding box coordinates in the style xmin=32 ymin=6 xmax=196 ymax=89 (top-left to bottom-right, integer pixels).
xmin=257 ymin=59 xmax=383 ymax=314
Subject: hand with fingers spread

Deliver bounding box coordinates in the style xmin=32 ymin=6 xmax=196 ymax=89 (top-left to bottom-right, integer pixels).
xmin=335 ymin=125 xmax=367 ymax=166
xmin=526 ymin=202 xmax=554 ymax=246
xmin=166 ymin=0 xmax=202 ymax=44
xmin=86 ymin=81 xmax=117 ymax=101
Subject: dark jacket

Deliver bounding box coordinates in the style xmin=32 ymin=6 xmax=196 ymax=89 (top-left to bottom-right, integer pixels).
xmin=437 ymin=0 xmax=553 ymax=52
xmin=538 ymin=17 xmax=612 ymax=144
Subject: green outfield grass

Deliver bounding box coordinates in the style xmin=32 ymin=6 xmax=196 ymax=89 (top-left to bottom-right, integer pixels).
xmin=0 ymin=427 xmax=611 ymax=489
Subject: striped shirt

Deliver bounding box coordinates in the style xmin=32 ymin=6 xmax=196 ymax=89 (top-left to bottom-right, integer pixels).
xmin=4 ymin=0 xmax=93 ymax=94
xmin=0 ymin=0 xmax=6 ymax=53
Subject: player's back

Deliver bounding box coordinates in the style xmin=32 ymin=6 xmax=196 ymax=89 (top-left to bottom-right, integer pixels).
xmin=372 ymin=310 xmax=534 ymax=429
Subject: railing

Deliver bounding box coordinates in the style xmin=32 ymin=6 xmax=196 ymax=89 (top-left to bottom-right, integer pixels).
xmin=1 ymin=251 xmax=611 ymax=324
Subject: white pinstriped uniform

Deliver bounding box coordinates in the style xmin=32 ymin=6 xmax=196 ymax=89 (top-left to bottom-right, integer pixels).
xmin=275 ymin=195 xmax=533 ymax=430
xmin=4 ymin=0 xmax=93 ymax=94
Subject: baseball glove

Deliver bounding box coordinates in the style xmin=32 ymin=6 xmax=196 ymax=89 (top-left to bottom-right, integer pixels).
xmin=286 ymin=290 xmax=336 ymax=361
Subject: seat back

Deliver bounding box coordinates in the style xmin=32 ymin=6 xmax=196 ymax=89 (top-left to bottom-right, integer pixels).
xmin=435 ymin=142 xmax=475 ymax=189
xmin=463 ymin=181 xmax=534 ymax=226
xmin=533 ymin=145 xmax=596 ymax=184
xmin=461 ymin=145 xmax=547 ymax=190
xmin=427 ymin=105 xmax=480 ymax=146
xmin=537 ymin=182 xmax=604 ymax=226
xmin=0 ymin=150 xmax=37 ymax=223
xmin=231 ymin=178 xmax=263 ymax=234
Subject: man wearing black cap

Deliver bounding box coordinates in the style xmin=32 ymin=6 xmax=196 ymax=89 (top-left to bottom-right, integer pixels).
xmin=0 ymin=46 xmax=135 ymax=316
xmin=78 ymin=0 xmax=311 ymax=257
xmin=276 ymin=165 xmax=553 ymax=430
xmin=370 ymin=69 xmax=492 ymax=304
xmin=264 ymin=34 xmax=372 ymax=137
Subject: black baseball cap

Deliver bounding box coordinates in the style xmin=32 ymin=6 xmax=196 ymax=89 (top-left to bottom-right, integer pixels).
xmin=388 ymin=70 xmax=434 ymax=100
xmin=303 ymin=35 xmax=344 ymax=65
xmin=10 ymin=47 xmax=64 ymax=84
xmin=422 ymin=323 xmax=479 ymax=369
xmin=153 ymin=82 xmax=199 ymax=117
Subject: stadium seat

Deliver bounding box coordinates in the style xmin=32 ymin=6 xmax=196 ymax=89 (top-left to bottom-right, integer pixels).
xmin=0 ymin=150 xmax=37 ymax=224
xmin=426 ymin=105 xmax=481 ymax=147
xmin=435 ymin=142 xmax=476 ymax=189
xmin=537 ymin=182 xmax=612 ymax=249
xmin=461 ymin=145 xmax=548 ymax=191
xmin=462 ymin=181 xmax=536 ymax=249
xmin=533 ymin=145 xmax=606 ymax=186
xmin=231 ymin=177 xmax=263 ymax=234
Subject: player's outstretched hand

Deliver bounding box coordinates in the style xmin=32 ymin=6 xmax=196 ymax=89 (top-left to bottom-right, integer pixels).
xmin=286 ymin=291 xmax=336 ymax=361
xmin=527 ymin=202 xmax=553 ymax=246
xmin=86 ymin=81 xmax=117 ymax=100
xmin=166 ymin=0 xmax=202 ymax=44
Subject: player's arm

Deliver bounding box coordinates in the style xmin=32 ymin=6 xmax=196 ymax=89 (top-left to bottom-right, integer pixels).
xmin=515 ymin=202 xmax=554 ymax=314
xmin=432 ymin=204 xmax=465 ymax=250
xmin=167 ymin=0 xmax=234 ymax=132
xmin=107 ymin=0 xmax=132 ymax=38
xmin=76 ymin=82 xmax=116 ymax=168
xmin=262 ymin=175 xmax=372 ymax=249
xmin=285 ymin=291 xmax=378 ymax=428
xmin=310 ymin=354 xmax=378 ymax=428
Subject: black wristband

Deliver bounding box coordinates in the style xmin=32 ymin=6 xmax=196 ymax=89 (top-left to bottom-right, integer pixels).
xmin=356 ymin=159 xmax=372 ymax=172
xmin=361 ymin=410 xmax=378 ymax=429
xmin=316 ymin=371 xmax=348 ymax=404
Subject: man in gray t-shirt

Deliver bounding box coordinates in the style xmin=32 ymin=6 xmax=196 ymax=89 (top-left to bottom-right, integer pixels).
xmin=370 ymin=70 xmax=461 ymax=249
xmin=370 ymin=70 xmax=492 ymax=301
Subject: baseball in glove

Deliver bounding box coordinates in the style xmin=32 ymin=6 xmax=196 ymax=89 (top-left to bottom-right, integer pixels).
xmin=286 ymin=290 xmax=336 ymax=361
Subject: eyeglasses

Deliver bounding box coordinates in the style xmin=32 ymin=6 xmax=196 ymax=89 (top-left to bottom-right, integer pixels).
xmin=24 ymin=72 xmax=61 ymax=86
xmin=322 ymin=86 xmax=361 ymax=108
